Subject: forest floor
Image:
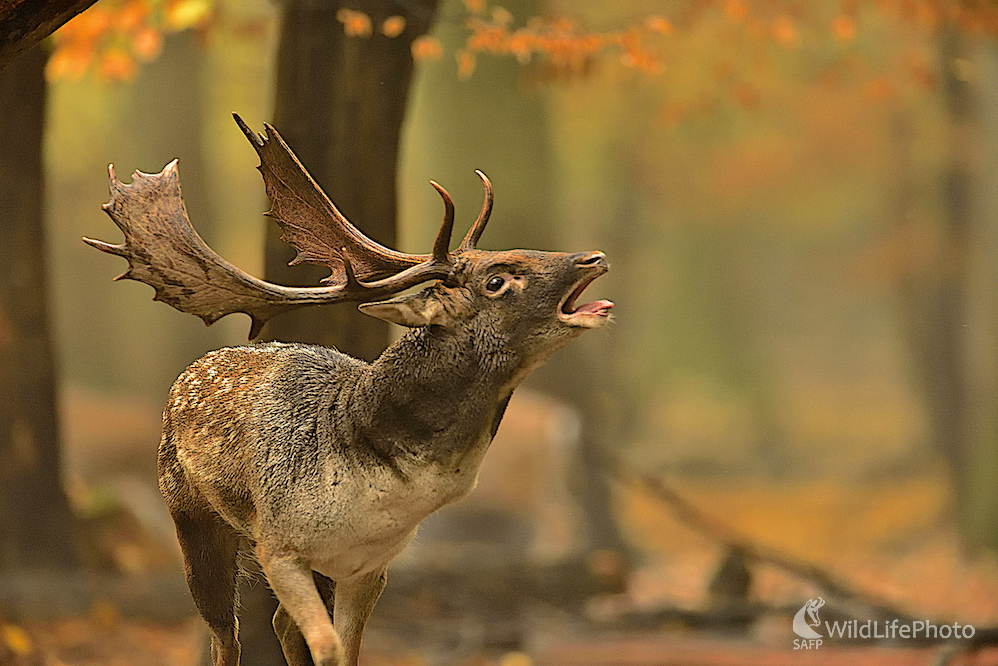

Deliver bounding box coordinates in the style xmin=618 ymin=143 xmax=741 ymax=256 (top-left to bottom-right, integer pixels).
xmin=6 ymin=472 xmax=998 ymax=665
xmin=7 ymin=610 xmax=998 ymax=665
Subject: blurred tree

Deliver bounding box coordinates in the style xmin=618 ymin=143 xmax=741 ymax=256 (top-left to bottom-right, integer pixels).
xmin=0 ymin=45 xmax=79 ymax=571
xmin=923 ymin=31 xmax=998 ymax=550
xmin=891 ymin=27 xmax=998 ymax=551
xmin=260 ymin=0 xmax=438 ymax=359
xmin=0 ymin=0 xmax=98 ymax=70
xmin=901 ymin=27 xmax=974 ymax=534
xmin=231 ymin=2 xmax=442 ymax=663
xmin=402 ymin=0 xmax=635 ymax=597
xmin=962 ymin=43 xmax=998 ymax=551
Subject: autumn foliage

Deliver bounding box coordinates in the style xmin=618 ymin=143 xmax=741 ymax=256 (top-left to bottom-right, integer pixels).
xmin=45 ymin=0 xmax=998 ymax=85
xmin=47 ymin=0 xmax=211 ymax=82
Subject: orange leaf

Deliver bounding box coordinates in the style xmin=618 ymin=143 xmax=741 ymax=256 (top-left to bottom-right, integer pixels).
xmin=132 ymin=27 xmax=163 ymax=62
xmin=723 ymin=0 xmax=749 ymax=23
xmin=462 ymin=0 xmax=485 ymax=14
xmin=115 ymin=1 xmax=147 ymax=32
xmin=411 ymin=35 xmax=443 ymax=61
xmin=863 ymin=76 xmax=897 ymax=100
xmin=336 ymin=8 xmax=372 ymax=38
xmin=456 ymin=49 xmax=477 ymax=80
xmin=99 ymin=49 xmax=137 ymax=81
xmin=772 ymin=15 xmax=797 ymax=47
xmin=45 ymin=45 xmax=92 ymax=81
xmin=645 ymin=15 xmax=673 ymax=35
xmin=508 ymin=31 xmax=533 ymax=63
xmin=915 ymin=3 xmax=939 ymax=30
xmin=75 ymin=6 xmax=112 ymax=40
xmin=832 ymin=14 xmax=857 ymax=43
xmin=1 ymin=625 xmax=33 ymax=656
xmin=380 ymin=15 xmax=406 ymax=38
xmin=492 ymin=6 xmax=513 ymax=27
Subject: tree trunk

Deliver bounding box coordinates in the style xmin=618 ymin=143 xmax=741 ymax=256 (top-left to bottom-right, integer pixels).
xmin=952 ymin=38 xmax=998 ymax=550
xmin=401 ymin=0 xmax=635 ymax=573
xmin=925 ymin=27 xmax=973 ymax=481
xmin=901 ymin=29 xmax=998 ymax=550
xmin=0 ymin=45 xmax=78 ymax=571
xmin=260 ymin=0 xmax=437 ymax=360
xmin=904 ymin=28 xmax=973 ymax=535
xmin=234 ymin=3 xmax=439 ymax=663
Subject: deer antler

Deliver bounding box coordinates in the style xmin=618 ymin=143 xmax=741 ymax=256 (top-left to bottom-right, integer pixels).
xmin=459 ymin=170 xmax=492 ymax=252
xmin=84 ymin=116 xmax=484 ymax=339
xmin=232 ymin=113 xmax=432 ymax=284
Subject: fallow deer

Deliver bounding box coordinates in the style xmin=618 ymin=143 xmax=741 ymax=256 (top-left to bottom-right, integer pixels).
xmin=84 ymin=114 xmax=613 ymax=666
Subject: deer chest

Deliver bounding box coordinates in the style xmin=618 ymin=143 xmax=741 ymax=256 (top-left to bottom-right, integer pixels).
xmin=283 ymin=450 xmax=486 ymax=581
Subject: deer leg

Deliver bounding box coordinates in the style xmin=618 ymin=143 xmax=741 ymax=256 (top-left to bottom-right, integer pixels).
xmin=169 ymin=505 xmax=241 ymax=666
xmin=333 ymin=568 xmax=387 ymax=666
xmin=272 ymin=603 xmax=310 ymax=666
xmin=273 ymin=573 xmax=336 ymax=666
xmin=259 ymin=549 xmax=342 ymax=666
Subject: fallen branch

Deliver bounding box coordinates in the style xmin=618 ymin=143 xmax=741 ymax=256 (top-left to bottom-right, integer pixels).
xmin=639 ymin=475 xmax=998 ymax=653
xmin=639 ymin=475 xmax=916 ymax=623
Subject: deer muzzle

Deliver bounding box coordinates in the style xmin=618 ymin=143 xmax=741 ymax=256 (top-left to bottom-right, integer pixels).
xmin=559 ymin=252 xmax=613 ymax=327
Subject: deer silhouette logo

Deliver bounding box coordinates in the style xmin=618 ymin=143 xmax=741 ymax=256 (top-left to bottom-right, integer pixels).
xmin=793 ymin=597 xmax=825 ymax=639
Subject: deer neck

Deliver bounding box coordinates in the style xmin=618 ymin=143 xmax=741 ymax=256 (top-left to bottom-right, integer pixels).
xmin=352 ymin=325 xmax=520 ymax=470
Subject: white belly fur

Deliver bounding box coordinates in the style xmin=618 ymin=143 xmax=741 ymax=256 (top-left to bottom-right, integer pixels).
xmin=305 ymin=458 xmax=483 ymax=581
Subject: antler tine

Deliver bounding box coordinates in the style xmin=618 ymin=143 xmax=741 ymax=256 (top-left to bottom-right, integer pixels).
xmin=338 ymin=247 xmax=367 ymax=293
xmin=429 ymin=181 xmax=455 ymax=264
xmin=458 ymin=170 xmax=493 ymax=252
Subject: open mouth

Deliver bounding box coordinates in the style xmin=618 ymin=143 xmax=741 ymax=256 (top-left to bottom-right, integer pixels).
xmin=559 ymin=274 xmax=614 ymax=326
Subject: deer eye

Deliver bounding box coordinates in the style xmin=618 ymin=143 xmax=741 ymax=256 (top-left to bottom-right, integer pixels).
xmin=485 ymin=276 xmax=506 ymax=292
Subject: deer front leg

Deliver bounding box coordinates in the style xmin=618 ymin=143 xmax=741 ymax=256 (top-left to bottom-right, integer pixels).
xmin=333 ymin=568 xmax=387 ymax=666
xmin=273 ymin=573 xmax=336 ymax=666
xmin=259 ymin=549 xmax=343 ymax=666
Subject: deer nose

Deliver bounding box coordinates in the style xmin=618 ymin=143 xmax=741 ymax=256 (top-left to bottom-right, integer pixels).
xmin=572 ymin=251 xmax=606 ymax=267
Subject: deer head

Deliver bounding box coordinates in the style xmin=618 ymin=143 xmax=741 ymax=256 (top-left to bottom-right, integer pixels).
xmin=84 ymin=114 xmax=612 ymax=341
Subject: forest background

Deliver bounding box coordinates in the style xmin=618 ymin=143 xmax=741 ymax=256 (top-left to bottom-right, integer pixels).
xmin=4 ymin=0 xmax=998 ymax=663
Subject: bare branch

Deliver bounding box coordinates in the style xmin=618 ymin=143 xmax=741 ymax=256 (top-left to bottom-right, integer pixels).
xmin=0 ymin=0 xmax=98 ymax=71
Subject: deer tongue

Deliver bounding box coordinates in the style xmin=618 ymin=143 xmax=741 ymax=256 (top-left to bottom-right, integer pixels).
xmin=574 ymin=299 xmax=614 ymax=315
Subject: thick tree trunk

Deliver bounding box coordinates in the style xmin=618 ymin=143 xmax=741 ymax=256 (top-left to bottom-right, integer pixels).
xmin=905 ymin=28 xmax=974 ymax=533
xmin=0 ymin=45 xmax=78 ymax=571
xmin=233 ymin=3 xmax=438 ymax=663
xmin=261 ymin=0 xmax=437 ymax=360
xmin=951 ymin=39 xmax=998 ymax=550
xmin=902 ymin=29 xmax=998 ymax=550
xmin=923 ymin=28 xmax=973 ymax=481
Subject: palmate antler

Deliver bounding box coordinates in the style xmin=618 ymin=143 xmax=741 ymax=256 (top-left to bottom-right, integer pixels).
xmin=84 ymin=113 xmax=494 ymax=339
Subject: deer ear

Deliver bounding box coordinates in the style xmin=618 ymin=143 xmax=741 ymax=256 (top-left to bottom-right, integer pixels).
xmin=358 ymin=293 xmax=450 ymax=328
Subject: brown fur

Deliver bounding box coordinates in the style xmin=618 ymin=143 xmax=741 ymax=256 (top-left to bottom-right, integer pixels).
xmin=159 ymin=249 xmax=611 ymax=666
